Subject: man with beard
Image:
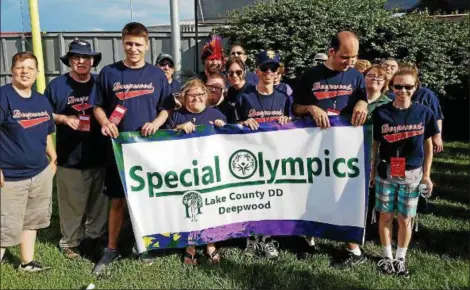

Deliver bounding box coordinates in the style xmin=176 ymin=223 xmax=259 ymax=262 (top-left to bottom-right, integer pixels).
xmin=156 ymin=52 xmax=181 ymax=95
xmin=44 ymin=39 xmax=108 ymax=259
xmin=198 ymin=36 xmax=224 ymax=83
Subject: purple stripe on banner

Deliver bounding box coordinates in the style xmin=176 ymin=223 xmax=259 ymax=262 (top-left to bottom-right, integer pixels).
xmin=142 ymin=220 xmax=364 ymax=251
xmin=116 ymin=116 xmax=354 ymax=145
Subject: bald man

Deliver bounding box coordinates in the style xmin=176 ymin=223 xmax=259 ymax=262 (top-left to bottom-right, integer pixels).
xmin=293 ymin=31 xmax=368 ymax=268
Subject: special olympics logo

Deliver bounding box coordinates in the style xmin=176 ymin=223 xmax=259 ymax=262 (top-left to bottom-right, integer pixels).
xmin=229 ymin=149 xmax=258 ymax=179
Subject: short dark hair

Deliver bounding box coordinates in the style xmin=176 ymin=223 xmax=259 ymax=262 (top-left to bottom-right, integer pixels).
xmin=225 ymin=56 xmax=246 ymax=72
xmin=329 ymin=31 xmax=359 ymax=51
xmin=11 ymin=51 xmax=38 ymax=70
xmin=122 ymin=22 xmax=149 ymax=39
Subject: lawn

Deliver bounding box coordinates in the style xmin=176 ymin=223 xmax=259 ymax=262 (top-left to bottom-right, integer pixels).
xmin=1 ymin=141 xmax=469 ymax=289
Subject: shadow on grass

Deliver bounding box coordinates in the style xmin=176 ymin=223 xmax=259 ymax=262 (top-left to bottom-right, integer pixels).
xmin=197 ymin=254 xmax=364 ymax=289
xmin=433 ymin=186 xmax=470 ymax=204
xmin=412 ymin=226 xmax=470 ymax=259
xmin=426 ymin=201 xmax=470 ymax=221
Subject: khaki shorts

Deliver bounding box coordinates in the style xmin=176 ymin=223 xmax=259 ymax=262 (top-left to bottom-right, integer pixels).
xmin=0 ymin=166 xmax=53 ymax=247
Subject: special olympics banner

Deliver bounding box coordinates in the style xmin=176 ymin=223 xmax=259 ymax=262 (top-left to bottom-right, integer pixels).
xmin=112 ymin=118 xmax=370 ymax=253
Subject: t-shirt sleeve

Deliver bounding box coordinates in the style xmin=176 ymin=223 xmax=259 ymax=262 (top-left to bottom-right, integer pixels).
xmin=424 ymin=111 xmax=440 ymax=139
xmin=44 ymin=83 xmax=57 ymax=112
xmin=158 ymin=75 xmax=175 ymax=111
xmin=42 ymin=95 xmax=56 ymax=134
xmin=214 ymin=109 xmax=227 ymax=123
xmin=427 ymin=90 xmax=444 ymax=120
xmin=0 ymin=92 xmax=8 ymax=124
xmin=372 ymin=109 xmax=382 ymax=141
xmin=89 ymin=71 xmax=105 ymax=108
xmin=164 ymin=111 xmax=176 ymax=129
xmin=354 ymin=74 xmax=367 ymax=103
xmin=293 ymin=69 xmax=315 ymax=106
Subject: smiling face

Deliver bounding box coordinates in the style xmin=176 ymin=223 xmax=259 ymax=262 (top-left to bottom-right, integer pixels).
xmin=205 ymin=58 xmax=223 ymax=75
xmin=382 ymin=59 xmax=399 ymax=80
xmin=69 ymin=54 xmax=93 ymax=77
xmin=256 ymin=63 xmax=279 ymax=85
xmin=365 ymin=67 xmax=386 ymax=93
xmin=185 ymin=86 xmax=208 ymax=113
xmin=392 ymin=74 xmax=417 ymax=104
xmin=11 ymin=58 xmax=38 ymax=89
xmin=227 ymin=62 xmax=245 ymax=87
xmin=122 ymin=35 xmax=149 ymax=66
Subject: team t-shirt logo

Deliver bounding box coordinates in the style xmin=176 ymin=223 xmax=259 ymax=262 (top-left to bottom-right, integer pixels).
xmin=113 ymin=82 xmax=155 ymax=100
xmin=381 ymin=123 xmax=424 ymax=143
xmin=13 ymin=109 xmax=50 ymax=129
xmin=68 ymin=96 xmax=92 ymax=111
xmin=312 ymin=82 xmax=353 ymax=100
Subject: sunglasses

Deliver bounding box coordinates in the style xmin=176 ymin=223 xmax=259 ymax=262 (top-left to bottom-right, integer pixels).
xmin=259 ymin=64 xmax=279 ymax=73
xmin=228 ymin=70 xmax=243 ymax=77
xmin=393 ymin=84 xmax=415 ymax=90
xmin=230 ymin=51 xmax=245 ymax=56
xmin=158 ymin=61 xmax=174 ymax=68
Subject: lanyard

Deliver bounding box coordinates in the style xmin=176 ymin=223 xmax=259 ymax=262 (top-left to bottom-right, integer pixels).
xmin=391 ymin=102 xmax=413 ymax=157
xmin=120 ymin=62 xmax=146 ymax=107
xmin=322 ymin=66 xmax=345 ymax=110
xmin=255 ymin=86 xmax=276 ymax=120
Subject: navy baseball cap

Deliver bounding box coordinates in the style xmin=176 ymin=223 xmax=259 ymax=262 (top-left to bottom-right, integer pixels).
xmin=60 ymin=39 xmax=102 ymax=67
xmin=156 ymin=53 xmax=174 ymax=65
xmin=257 ymin=50 xmax=280 ymax=67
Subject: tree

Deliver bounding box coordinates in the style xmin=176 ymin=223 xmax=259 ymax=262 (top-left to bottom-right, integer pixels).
xmin=215 ymin=0 xmax=469 ymax=99
xmin=182 ymin=191 xmax=203 ymax=222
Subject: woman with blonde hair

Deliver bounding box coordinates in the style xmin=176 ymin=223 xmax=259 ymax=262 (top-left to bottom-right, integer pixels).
xmin=165 ymin=78 xmax=226 ymax=265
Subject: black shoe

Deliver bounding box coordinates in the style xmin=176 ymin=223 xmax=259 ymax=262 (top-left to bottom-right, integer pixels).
xmin=18 ymin=260 xmax=51 ymax=272
xmin=92 ymin=248 xmax=119 ymax=275
xmin=332 ymin=252 xmax=367 ymax=269
xmin=297 ymin=244 xmax=319 ymax=260
xmin=394 ymin=258 xmax=410 ymax=278
xmin=377 ymin=258 xmax=395 ymax=275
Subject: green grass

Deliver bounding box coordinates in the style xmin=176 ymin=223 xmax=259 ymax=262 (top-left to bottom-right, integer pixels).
xmin=1 ymin=142 xmax=469 ymax=289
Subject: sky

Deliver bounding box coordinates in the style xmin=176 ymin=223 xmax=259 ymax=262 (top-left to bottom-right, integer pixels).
xmin=0 ymin=0 xmax=195 ymax=32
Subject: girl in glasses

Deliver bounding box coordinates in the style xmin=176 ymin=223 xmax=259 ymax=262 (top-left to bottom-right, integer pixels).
xmin=164 ymin=79 xmax=226 ymax=265
xmin=371 ymin=66 xmax=439 ymax=278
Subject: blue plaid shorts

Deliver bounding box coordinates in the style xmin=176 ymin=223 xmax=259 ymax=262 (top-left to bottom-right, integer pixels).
xmin=375 ymin=167 xmax=422 ymax=218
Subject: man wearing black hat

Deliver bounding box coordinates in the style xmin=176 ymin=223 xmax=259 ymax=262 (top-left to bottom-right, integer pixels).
xmin=155 ymin=53 xmax=181 ymax=95
xmin=44 ymin=39 xmax=108 ymax=259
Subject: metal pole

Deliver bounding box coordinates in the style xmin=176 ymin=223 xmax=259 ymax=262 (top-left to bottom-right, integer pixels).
xmin=130 ymin=0 xmax=133 ymax=21
xmin=194 ymin=0 xmax=199 ymax=73
xmin=28 ymin=0 xmax=46 ymax=93
xmin=170 ymin=0 xmax=182 ymax=74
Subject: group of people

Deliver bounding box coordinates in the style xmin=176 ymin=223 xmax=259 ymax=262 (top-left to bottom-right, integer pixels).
xmin=0 ymin=22 xmax=443 ymax=279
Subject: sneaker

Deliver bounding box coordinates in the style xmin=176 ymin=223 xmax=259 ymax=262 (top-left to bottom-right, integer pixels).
xmin=62 ymin=247 xmax=81 ymax=259
xmin=18 ymin=260 xmax=51 ymax=272
xmin=139 ymin=251 xmax=155 ymax=265
xmin=377 ymin=258 xmax=395 ymax=275
xmin=333 ymin=252 xmax=367 ymax=269
xmin=261 ymin=238 xmax=280 ymax=259
xmin=244 ymin=237 xmax=261 ymax=257
xmin=92 ymin=248 xmax=119 ymax=275
xmin=394 ymin=258 xmax=410 ymax=278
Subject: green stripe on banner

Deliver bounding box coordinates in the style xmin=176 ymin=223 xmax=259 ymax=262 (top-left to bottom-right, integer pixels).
xmin=150 ymin=180 xmax=266 ymax=197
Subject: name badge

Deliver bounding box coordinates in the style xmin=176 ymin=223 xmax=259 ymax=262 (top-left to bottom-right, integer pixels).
xmin=77 ymin=115 xmax=91 ymax=132
xmin=109 ymin=105 xmax=127 ymax=125
xmin=327 ymin=108 xmax=340 ymax=116
xmin=390 ymin=157 xmax=406 ymax=177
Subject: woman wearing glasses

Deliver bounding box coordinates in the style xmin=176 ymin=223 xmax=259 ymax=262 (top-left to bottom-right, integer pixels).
xmin=165 ymin=79 xmax=226 ymax=265
xmin=229 ymin=45 xmax=258 ymax=85
xmin=371 ymin=67 xmax=438 ymax=278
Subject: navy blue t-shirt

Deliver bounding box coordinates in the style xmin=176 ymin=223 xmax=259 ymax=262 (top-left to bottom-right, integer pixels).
xmin=294 ymin=64 xmax=367 ymax=114
xmin=246 ymin=71 xmax=259 ymax=85
xmin=45 ymin=73 xmax=107 ymax=169
xmin=215 ymin=83 xmax=249 ymax=124
xmin=169 ymin=79 xmax=182 ymax=95
xmin=89 ymin=61 xmax=174 ymax=132
xmin=235 ymin=84 xmax=290 ymax=122
xmin=387 ymin=87 xmax=443 ymax=120
xmin=0 ymin=84 xmax=55 ymax=181
xmin=165 ymin=107 xmax=227 ymax=129
xmin=373 ymin=102 xmax=439 ymax=169
xmin=275 ymin=82 xmax=294 ymax=117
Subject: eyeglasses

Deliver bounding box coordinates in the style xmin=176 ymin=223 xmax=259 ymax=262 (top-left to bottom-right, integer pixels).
xmin=186 ymin=93 xmax=206 ymax=99
xmin=365 ymin=74 xmax=385 ymax=81
xmin=228 ymin=70 xmax=243 ymax=77
xmin=230 ymin=51 xmax=245 ymax=56
xmin=392 ymin=84 xmax=415 ymax=90
xmin=259 ymin=64 xmax=279 ymax=73
xmin=158 ymin=61 xmax=174 ymax=68
xmin=206 ymin=85 xmax=224 ymax=93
